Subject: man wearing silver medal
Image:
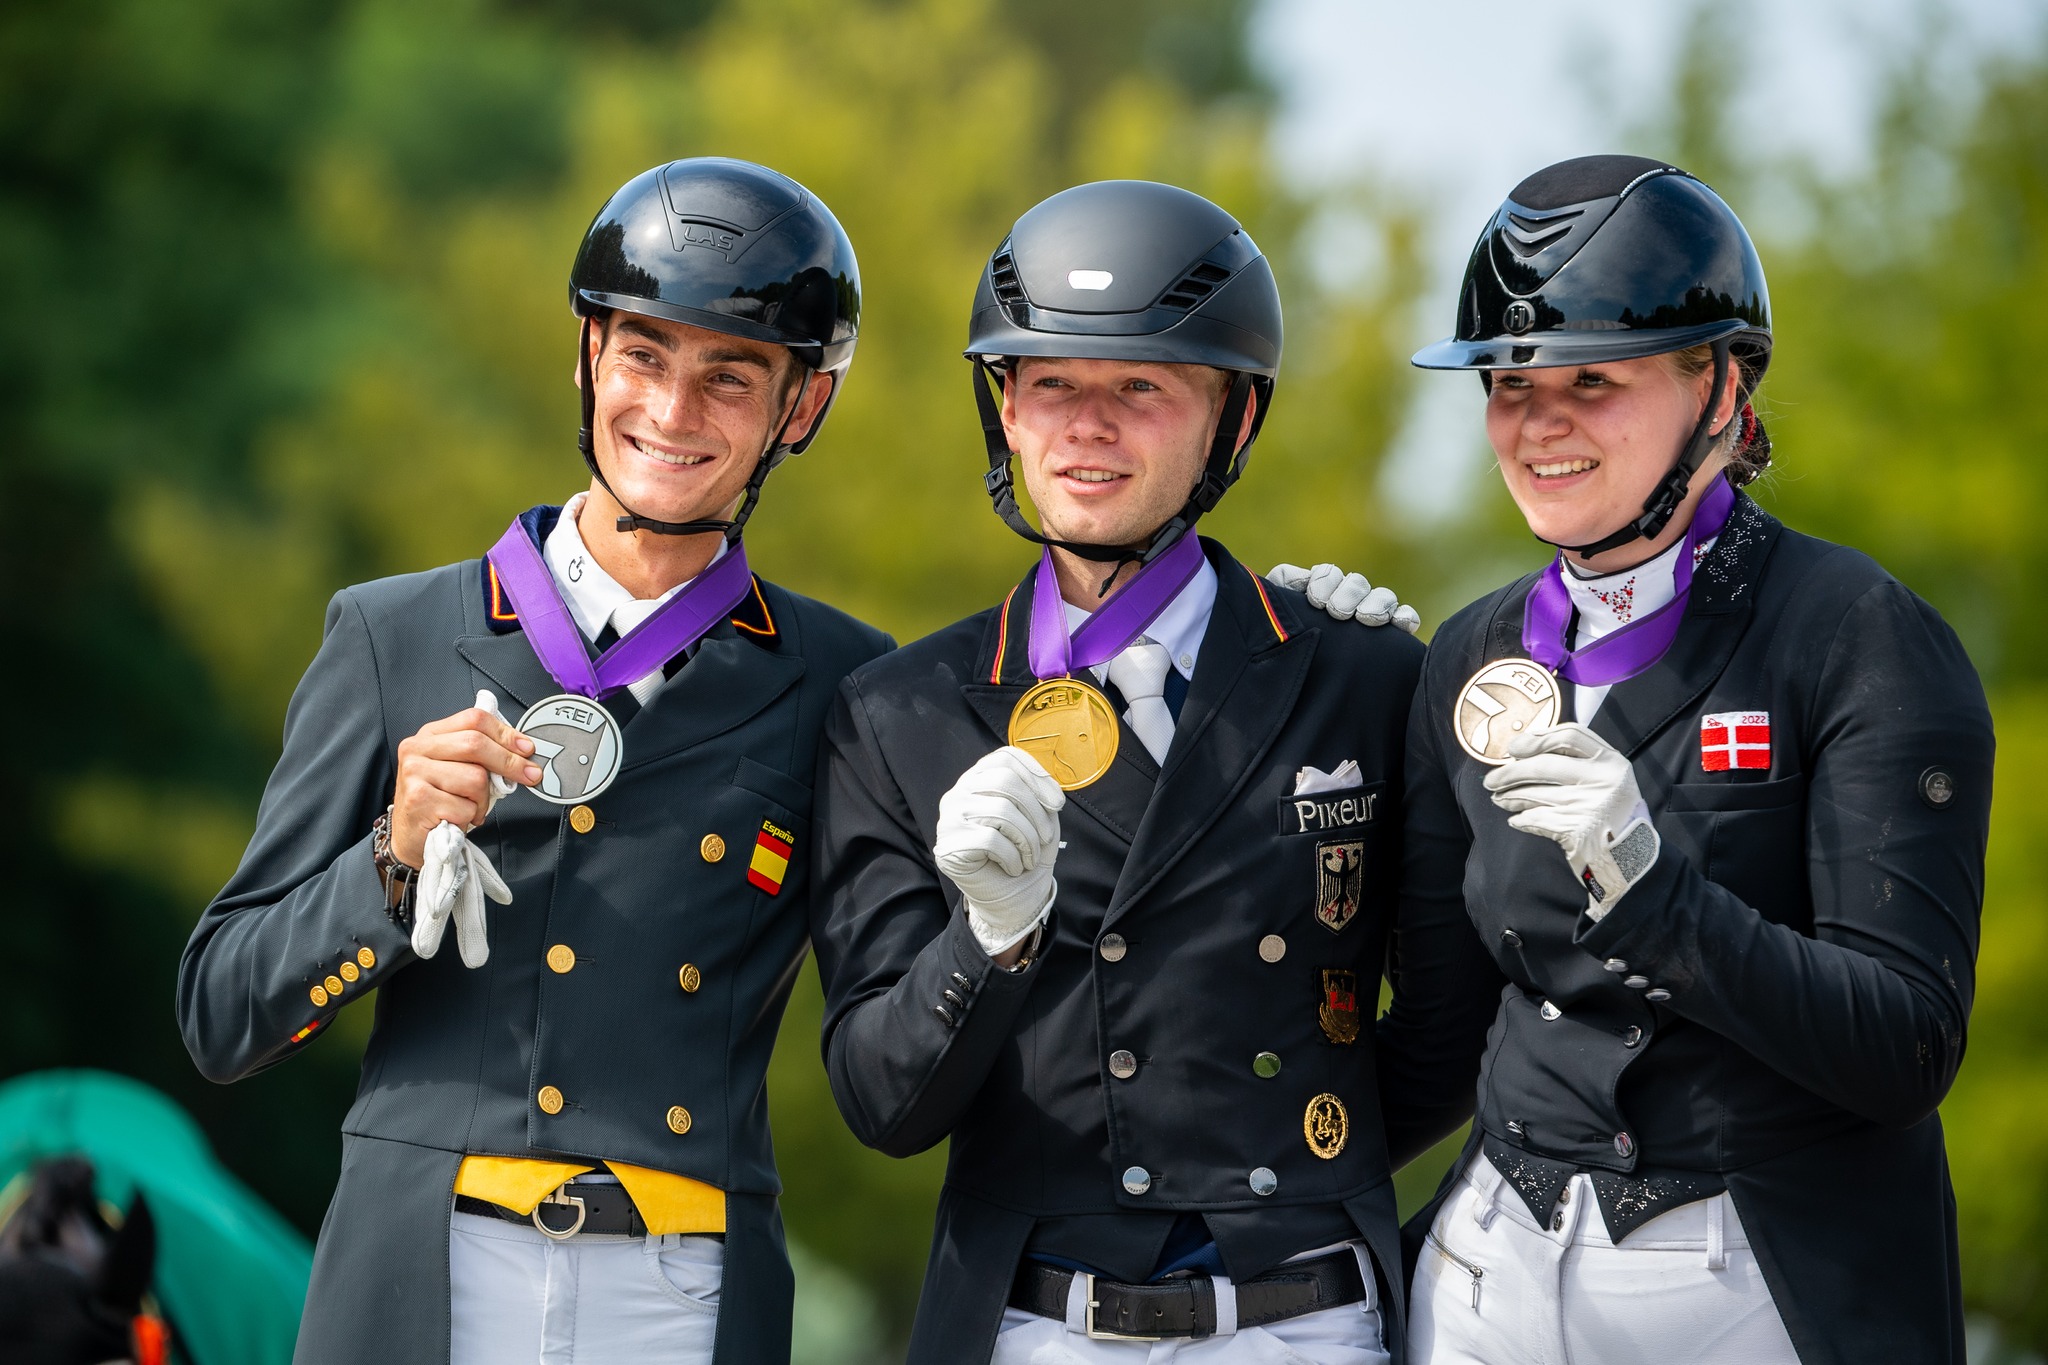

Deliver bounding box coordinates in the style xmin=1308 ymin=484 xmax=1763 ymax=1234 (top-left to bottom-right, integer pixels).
xmin=1379 ymin=157 xmax=1993 ymax=1363
xmin=178 ymin=158 xmax=891 ymax=1365
xmin=809 ymin=181 xmax=1490 ymax=1364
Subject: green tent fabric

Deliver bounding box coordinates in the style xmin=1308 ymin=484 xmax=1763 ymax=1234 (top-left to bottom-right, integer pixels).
xmin=0 ymin=1070 xmax=309 ymax=1365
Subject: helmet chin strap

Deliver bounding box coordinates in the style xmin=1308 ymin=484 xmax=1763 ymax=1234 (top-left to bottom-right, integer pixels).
xmin=1548 ymin=339 xmax=1735 ymax=559
xmin=576 ymin=314 xmax=809 ymax=545
xmin=972 ymin=361 xmax=1253 ymax=596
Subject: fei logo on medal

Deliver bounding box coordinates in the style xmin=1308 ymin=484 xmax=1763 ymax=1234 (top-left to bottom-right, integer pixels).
xmin=517 ymin=695 xmax=625 ymax=804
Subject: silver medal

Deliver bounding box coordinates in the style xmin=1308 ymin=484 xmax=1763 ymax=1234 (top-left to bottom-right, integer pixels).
xmin=516 ymin=694 xmax=625 ymax=804
xmin=1454 ymin=658 xmax=1561 ymax=765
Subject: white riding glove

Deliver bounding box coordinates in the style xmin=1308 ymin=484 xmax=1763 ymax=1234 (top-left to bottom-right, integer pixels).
xmin=1267 ymin=563 xmax=1421 ymax=634
xmin=933 ymin=746 xmax=1065 ymax=955
xmin=412 ymin=690 xmax=517 ymax=968
xmin=1483 ymin=723 xmax=1661 ymax=920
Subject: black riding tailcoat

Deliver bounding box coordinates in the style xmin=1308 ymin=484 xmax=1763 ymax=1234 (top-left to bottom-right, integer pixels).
xmin=1405 ymin=492 xmax=1994 ymax=1365
xmin=812 ymin=540 xmax=1495 ymax=1365
xmin=179 ymin=508 xmax=891 ymax=1365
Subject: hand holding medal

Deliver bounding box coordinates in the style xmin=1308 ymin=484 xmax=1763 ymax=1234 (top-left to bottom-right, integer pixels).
xmin=394 ymin=689 xmax=524 ymax=968
xmin=1458 ymin=479 xmax=1736 ymax=910
xmin=1453 ymin=473 xmax=1737 ymax=766
xmin=934 ymin=746 xmax=1067 ymax=955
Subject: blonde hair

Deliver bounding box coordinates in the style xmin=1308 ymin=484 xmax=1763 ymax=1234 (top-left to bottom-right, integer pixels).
xmin=1660 ymin=343 xmax=1772 ymax=486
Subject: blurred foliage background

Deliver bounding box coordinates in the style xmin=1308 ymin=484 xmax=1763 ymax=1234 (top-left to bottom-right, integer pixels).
xmin=2 ymin=0 xmax=2044 ymax=1358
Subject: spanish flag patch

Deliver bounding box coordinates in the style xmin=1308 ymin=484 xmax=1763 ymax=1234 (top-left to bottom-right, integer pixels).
xmin=289 ymin=1019 xmax=324 ymax=1046
xmin=748 ymin=820 xmax=794 ymax=895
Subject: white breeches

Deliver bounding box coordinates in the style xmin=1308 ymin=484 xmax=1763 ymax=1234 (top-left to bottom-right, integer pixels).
xmin=448 ymin=1208 xmax=723 ymax=1365
xmin=1409 ymin=1153 xmax=1799 ymax=1365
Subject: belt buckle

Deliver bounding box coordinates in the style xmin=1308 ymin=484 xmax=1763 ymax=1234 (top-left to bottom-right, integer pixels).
xmin=1079 ymin=1273 xmax=1161 ymax=1342
xmin=531 ymin=1185 xmax=588 ymax=1241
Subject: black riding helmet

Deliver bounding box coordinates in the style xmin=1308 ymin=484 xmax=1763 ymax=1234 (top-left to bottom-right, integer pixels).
xmin=965 ymin=180 xmax=1283 ymax=566
xmin=568 ymin=157 xmax=861 ymax=538
xmin=1414 ymin=155 xmax=1772 ymax=556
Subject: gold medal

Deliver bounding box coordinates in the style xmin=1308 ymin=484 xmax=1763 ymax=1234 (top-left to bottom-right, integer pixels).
xmin=1454 ymin=657 xmax=1561 ymax=765
xmin=1008 ymin=678 xmax=1119 ymax=791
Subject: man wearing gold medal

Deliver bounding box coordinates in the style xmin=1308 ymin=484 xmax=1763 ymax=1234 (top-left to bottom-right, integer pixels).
xmin=810 ymin=181 xmax=1494 ymax=1363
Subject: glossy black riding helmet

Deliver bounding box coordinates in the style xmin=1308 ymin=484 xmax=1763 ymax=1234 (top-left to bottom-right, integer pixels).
xmin=1413 ymin=155 xmax=1772 ymax=556
xmin=568 ymin=157 xmax=861 ymax=537
xmin=965 ymin=180 xmax=1283 ymax=565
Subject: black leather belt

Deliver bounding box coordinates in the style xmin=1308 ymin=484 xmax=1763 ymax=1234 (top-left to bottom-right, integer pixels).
xmin=455 ymin=1180 xmax=648 ymax=1239
xmin=1009 ymin=1250 xmax=1365 ymax=1340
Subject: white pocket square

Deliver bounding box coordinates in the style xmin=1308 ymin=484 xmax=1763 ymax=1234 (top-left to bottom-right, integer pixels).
xmin=1294 ymin=760 xmax=1363 ymax=795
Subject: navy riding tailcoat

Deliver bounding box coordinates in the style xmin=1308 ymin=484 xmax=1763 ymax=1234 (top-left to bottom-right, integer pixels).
xmin=811 ymin=540 xmax=1495 ymax=1364
xmin=178 ymin=509 xmax=891 ymax=1365
xmin=1405 ymin=492 xmax=1994 ymax=1364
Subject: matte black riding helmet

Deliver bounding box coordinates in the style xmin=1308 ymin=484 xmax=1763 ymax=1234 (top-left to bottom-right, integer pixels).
xmin=1414 ymin=155 xmax=1772 ymax=556
xmin=965 ymin=180 xmax=1283 ymax=566
xmin=569 ymin=157 xmax=860 ymax=538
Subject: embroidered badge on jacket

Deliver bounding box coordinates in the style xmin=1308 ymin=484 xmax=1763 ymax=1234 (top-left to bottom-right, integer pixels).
xmin=748 ymin=820 xmax=795 ymax=895
xmin=1314 ymin=839 xmax=1363 ymax=935
xmin=1318 ymin=968 xmax=1360 ymax=1045
xmin=1304 ymin=1093 xmax=1349 ymax=1159
xmin=1701 ymin=711 xmax=1771 ymax=772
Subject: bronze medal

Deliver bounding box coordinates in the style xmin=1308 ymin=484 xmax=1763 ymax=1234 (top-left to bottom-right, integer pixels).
xmin=1454 ymin=657 xmax=1561 ymax=765
xmin=1304 ymin=1093 xmax=1349 ymax=1159
xmin=1008 ymin=678 xmax=1119 ymax=791
xmin=1318 ymin=968 xmax=1361 ymax=1045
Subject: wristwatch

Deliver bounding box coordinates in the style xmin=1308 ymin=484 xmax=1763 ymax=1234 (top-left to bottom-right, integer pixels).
xmin=370 ymin=806 xmax=418 ymax=931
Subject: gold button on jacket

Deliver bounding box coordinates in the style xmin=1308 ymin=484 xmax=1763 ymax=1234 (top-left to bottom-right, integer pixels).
xmin=356 ymin=945 xmax=377 ymax=970
xmin=547 ymin=944 xmax=576 ymax=974
xmin=678 ymin=964 xmax=702 ymax=994
xmin=537 ymin=1085 xmax=565 ymax=1115
xmin=700 ymin=834 xmax=726 ymax=863
xmin=569 ymin=805 xmax=597 ymax=835
xmin=666 ymin=1105 xmax=692 ymax=1135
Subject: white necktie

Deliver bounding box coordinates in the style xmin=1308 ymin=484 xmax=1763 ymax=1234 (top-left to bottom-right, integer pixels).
xmin=608 ymin=600 xmax=669 ymax=705
xmin=1106 ymin=640 xmax=1176 ymax=766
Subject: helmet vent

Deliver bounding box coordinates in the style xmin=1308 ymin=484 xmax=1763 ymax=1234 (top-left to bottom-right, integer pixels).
xmin=990 ymin=249 xmax=1027 ymax=308
xmin=1157 ymin=261 xmax=1233 ymax=311
xmin=1503 ymin=209 xmax=1582 ymax=258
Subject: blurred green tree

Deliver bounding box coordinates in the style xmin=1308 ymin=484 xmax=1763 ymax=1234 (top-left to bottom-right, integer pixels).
xmin=1759 ymin=43 xmax=2048 ymax=1348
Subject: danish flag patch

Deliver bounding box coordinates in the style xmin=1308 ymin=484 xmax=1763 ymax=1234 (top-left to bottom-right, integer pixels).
xmin=1701 ymin=711 xmax=1771 ymax=771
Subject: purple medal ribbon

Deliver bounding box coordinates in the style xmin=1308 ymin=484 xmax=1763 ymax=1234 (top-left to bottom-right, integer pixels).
xmin=1522 ymin=475 xmax=1737 ymax=687
xmin=1027 ymin=531 xmax=1207 ymax=679
xmin=487 ymin=515 xmax=754 ymax=698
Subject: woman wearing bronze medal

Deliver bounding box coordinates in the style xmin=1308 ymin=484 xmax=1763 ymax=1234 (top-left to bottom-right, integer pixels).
xmin=1388 ymin=157 xmax=1994 ymax=1364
